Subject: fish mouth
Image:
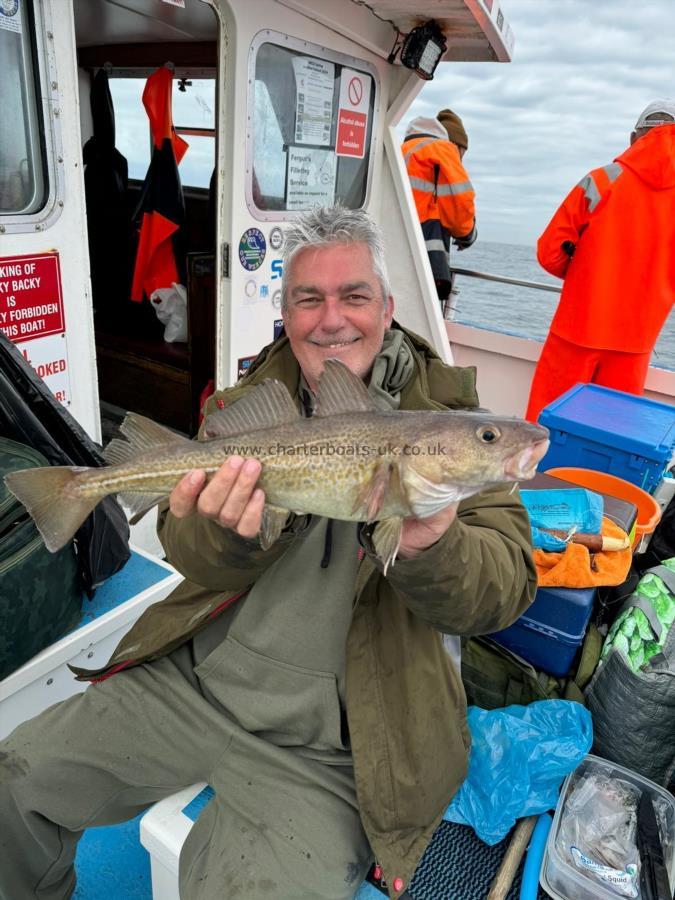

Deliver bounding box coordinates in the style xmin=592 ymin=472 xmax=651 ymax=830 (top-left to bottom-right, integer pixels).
xmin=504 ymin=438 xmax=550 ymax=481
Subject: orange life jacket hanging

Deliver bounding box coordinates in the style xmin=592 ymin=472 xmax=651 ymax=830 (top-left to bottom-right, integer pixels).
xmin=131 ymin=66 xmax=189 ymax=302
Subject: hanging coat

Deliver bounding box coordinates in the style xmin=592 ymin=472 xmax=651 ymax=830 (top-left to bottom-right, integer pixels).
xmin=537 ymin=123 xmax=675 ymax=352
xmin=131 ymin=67 xmax=188 ymax=302
xmin=82 ymin=69 xmax=132 ymax=319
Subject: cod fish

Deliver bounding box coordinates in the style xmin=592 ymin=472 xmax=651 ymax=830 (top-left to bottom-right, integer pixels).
xmin=4 ymin=360 xmax=549 ymax=572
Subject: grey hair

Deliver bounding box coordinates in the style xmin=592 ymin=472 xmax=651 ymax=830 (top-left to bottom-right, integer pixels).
xmin=281 ymin=205 xmax=391 ymax=309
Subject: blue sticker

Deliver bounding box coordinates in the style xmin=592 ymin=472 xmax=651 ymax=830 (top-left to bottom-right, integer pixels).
xmin=239 ymin=228 xmax=266 ymax=271
xmin=274 ymin=319 xmax=284 ymax=339
xmin=271 ymin=259 xmax=283 ymax=280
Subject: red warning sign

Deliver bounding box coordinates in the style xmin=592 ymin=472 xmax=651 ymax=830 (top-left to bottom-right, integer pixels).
xmin=336 ymin=68 xmax=372 ymax=160
xmin=0 ymin=252 xmax=64 ymax=344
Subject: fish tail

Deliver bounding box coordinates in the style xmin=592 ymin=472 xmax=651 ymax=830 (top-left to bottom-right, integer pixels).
xmin=4 ymin=466 xmax=97 ymax=553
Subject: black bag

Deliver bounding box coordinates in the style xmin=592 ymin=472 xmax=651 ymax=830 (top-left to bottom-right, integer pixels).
xmin=0 ymin=331 xmax=130 ymax=595
xmin=0 ymin=439 xmax=81 ymax=679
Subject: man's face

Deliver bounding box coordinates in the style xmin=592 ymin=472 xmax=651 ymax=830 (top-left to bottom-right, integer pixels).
xmin=282 ymin=242 xmax=394 ymax=391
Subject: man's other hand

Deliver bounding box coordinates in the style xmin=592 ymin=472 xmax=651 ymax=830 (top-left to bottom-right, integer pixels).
xmin=169 ymin=457 xmax=265 ymax=539
xmin=397 ymin=502 xmax=459 ymax=559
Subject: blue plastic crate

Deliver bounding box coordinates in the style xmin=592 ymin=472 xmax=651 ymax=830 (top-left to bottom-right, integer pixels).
xmin=538 ymin=384 xmax=675 ymax=493
xmin=489 ymin=585 xmax=596 ymax=678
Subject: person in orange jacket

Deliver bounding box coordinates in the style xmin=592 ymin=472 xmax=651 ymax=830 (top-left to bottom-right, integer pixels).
xmin=526 ymin=99 xmax=675 ymax=423
xmin=402 ymin=109 xmax=476 ymax=313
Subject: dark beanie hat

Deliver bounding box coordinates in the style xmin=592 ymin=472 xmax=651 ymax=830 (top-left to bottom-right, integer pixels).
xmin=437 ymin=109 xmax=468 ymax=150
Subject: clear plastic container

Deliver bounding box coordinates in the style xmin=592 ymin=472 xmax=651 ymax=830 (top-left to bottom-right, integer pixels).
xmin=540 ymin=754 xmax=675 ymax=900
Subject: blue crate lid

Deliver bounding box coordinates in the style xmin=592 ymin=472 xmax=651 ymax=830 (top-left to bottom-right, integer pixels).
xmin=540 ymin=384 xmax=675 ymax=464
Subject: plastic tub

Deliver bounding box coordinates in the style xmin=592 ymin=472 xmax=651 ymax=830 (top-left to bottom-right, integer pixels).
xmin=540 ymin=754 xmax=675 ymax=900
xmin=545 ymin=467 xmax=661 ymax=549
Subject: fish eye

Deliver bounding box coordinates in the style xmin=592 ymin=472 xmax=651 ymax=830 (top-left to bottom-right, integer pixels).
xmin=477 ymin=424 xmax=501 ymax=443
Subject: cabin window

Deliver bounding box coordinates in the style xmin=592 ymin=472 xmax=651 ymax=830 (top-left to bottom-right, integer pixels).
xmin=0 ymin=0 xmax=47 ymax=215
xmin=108 ymin=78 xmax=152 ymax=181
xmin=109 ymin=76 xmax=215 ymax=189
xmin=248 ymin=35 xmax=377 ymax=217
xmin=173 ymin=78 xmax=216 ymax=190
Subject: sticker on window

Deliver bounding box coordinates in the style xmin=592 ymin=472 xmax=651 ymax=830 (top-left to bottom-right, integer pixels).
xmin=286 ymin=147 xmax=336 ymax=210
xmin=292 ymin=57 xmax=334 ymax=147
xmin=0 ymin=0 xmax=22 ymax=33
xmin=336 ymin=68 xmax=371 ymax=159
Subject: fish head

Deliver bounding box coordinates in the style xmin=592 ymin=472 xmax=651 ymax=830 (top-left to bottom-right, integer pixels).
xmin=409 ymin=412 xmax=550 ymax=489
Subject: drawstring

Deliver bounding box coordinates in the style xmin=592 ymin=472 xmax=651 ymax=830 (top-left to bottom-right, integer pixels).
xmin=320 ymin=519 xmax=333 ymax=569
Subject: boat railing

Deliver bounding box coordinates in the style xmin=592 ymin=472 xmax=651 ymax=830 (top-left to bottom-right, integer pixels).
xmin=444 ymin=266 xmax=561 ymax=322
xmin=450 ymin=266 xmax=561 ymax=294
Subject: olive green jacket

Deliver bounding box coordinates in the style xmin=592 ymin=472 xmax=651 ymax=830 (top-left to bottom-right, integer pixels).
xmin=74 ymin=325 xmax=537 ymax=897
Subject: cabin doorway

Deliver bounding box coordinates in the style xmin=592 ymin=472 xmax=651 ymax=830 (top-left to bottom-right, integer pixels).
xmin=73 ymin=0 xmax=220 ymax=436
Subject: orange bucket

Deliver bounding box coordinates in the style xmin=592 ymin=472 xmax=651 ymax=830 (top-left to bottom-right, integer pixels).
xmin=545 ymin=466 xmax=662 ymax=549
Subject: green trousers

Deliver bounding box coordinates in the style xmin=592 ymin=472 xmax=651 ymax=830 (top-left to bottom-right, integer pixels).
xmin=0 ymin=643 xmax=371 ymax=900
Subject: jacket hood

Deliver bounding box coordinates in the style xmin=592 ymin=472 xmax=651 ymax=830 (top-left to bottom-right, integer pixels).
xmin=404 ymin=116 xmax=448 ymax=141
xmin=616 ymin=123 xmax=675 ymax=190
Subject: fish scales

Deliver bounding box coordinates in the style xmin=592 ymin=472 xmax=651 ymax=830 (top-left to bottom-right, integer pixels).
xmin=3 ymin=359 xmax=550 ymax=567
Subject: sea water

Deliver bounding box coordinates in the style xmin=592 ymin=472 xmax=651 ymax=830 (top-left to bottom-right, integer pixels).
xmin=451 ymin=241 xmax=675 ymax=372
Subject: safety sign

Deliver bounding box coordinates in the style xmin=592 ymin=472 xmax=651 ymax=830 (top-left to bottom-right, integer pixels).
xmin=336 ymin=68 xmax=371 ymax=158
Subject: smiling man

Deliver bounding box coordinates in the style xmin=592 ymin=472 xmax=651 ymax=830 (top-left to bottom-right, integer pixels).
xmin=0 ymin=206 xmax=537 ymax=900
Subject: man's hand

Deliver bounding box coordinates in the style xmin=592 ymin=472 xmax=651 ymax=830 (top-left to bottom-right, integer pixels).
xmin=397 ymin=502 xmax=459 ymax=560
xmin=169 ymin=456 xmax=265 ymax=540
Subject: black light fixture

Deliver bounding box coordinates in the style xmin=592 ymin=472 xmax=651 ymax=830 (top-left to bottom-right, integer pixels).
xmin=399 ymin=21 xmax=447 ymax=80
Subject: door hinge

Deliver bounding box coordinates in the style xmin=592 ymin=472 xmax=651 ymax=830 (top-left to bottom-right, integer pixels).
xmin=221 ymin=242 xmax=230 ymax=279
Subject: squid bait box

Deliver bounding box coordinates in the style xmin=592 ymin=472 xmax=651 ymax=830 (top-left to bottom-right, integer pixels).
xmin=537 ymin=384 xmax=675 ymax=494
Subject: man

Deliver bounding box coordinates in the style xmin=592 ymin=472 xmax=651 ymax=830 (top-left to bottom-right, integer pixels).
xmin=0 ymin=206 xmax=536 ymax=900
xmin=402 ymin=108 xmax=477 ymax=312
xmin=526 ymin=99 xmax=675 ymax=422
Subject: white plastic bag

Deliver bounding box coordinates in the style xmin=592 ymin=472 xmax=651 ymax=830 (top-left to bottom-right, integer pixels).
xmin=150 ymin=283 xmax=188 ymax=343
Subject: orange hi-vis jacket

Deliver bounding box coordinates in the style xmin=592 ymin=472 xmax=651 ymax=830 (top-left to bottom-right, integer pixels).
xmin=402 ymin=132 xmax=476 ymax=284
xmin=538 ymin=124 xmax=675 ymax=353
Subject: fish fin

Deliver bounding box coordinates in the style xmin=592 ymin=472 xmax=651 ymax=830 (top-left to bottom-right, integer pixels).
xmin=372 ymin=516 xmax=403 ymax=576
xmin=203 ymin=381 xmax=299 ymax=439
xmin=4 ymin=466 xmax=96 ymax=553
xmin=351 ymin=462 xmax=392 ymax=522
xmin=259 ymin=503 xmax=290 ymax=550
xmin=314 ymin=359 xmax=376 ymax=417
xmin=403 ymin=466 xmax=471 ymax=518
xmin=119 ymin=491 xmax=168 ymax=522
xmin=104 ymin=414 xmax=190 ymax=464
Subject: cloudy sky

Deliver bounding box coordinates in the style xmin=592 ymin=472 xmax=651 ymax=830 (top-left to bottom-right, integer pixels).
xmin=401 ymin=0 xmax=675 ymax=246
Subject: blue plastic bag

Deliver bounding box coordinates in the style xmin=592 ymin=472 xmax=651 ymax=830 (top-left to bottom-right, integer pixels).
xmin=444 ymin=700 xmax=593 ymax=845
xmin=521 ymin=488 xmax=603 ymax=551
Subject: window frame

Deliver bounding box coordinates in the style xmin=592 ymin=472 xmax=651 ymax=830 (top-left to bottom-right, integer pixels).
xmin=245 ymin=29 xmax=380 ymax=221
xmin=0 ymin=0 xmax=64 ymax=234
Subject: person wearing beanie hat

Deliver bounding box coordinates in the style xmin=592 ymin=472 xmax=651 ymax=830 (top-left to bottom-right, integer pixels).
xmin=526 ymin=100 xmax=675 ymax=423
xmin=402 ymin=109 xmax=476 ymax=314
xmin=437 ymin=108 xmax=468 ymax=151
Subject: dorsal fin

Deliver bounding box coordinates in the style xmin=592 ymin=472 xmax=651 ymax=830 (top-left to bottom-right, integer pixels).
xmin=314 ymin=359 xmax=376 ymax=417
xmin=104 ymin=413 xmax=190 ymax=464
xmin=202 ymin=379 xmax=299 ymax=440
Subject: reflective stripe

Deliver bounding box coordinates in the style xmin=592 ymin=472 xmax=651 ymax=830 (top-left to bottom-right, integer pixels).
xmin=437 ymin=180 xmax=473 ymax=196
xmin=579 ymin=163 xmax=622 ymax=212
xmin=409 ymin=176 xmax=473 ymax=196
xmin=408 ymin=176 xmax=437 ymax=193
xmin=403 ymin=136 xmax=439 ymax=165
xmin=425 ymin=239 xmax=447 ymax=252
xmin=603 ymin=162 xmax=622 ymax=182
xmin=578 ymin=173 xmax=601 ymax=212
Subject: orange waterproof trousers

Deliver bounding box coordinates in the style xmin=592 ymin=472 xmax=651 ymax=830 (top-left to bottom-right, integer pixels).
xmin=526 ymin=332 xmax=651 ymax=423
